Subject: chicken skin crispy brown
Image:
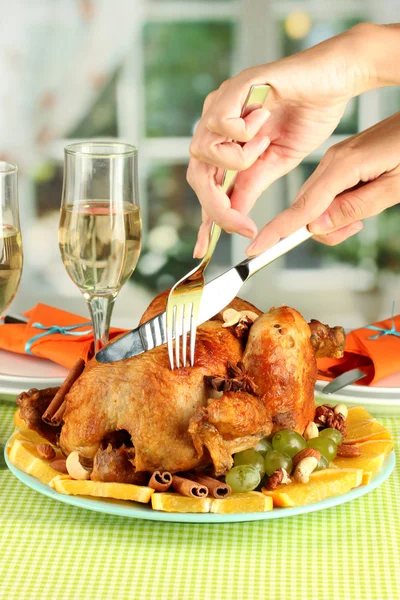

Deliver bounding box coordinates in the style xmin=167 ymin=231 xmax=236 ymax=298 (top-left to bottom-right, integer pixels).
xmin=18 ymin=292 xmax=345 ymax=480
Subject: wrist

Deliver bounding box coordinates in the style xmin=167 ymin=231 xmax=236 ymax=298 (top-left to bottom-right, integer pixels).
xmin=346 ymin=23 xmax=400 ymax=93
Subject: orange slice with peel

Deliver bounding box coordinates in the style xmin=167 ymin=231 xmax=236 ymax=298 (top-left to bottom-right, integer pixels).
xmin=52 ymin=478 xmax=154 ymax=503
xmin=210 ymin=492 xmax=272 ymax=514
xmin=152 ymin=493 xmax=211 ymax=513
xmin=263 ymin=468 xmax=363 ymax=507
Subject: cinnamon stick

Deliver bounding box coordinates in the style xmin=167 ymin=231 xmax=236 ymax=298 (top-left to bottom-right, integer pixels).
xmin=171 ymin=475 xmax=208 ymax=498
xmin=187 ymin=473 xmax=231 ymax=499
xmin=42 ymin=358 xmax=85 ymax=426
xmin=148 ymin=470 xmax=172 ymax=492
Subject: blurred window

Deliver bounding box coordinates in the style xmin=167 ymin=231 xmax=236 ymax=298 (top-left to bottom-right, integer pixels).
xmin=31 ymin=0 xmax=400 ymax=305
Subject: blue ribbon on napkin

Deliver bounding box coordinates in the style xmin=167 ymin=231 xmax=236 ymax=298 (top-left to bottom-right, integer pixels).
xmin=365 ymin=302 xmax=400 ymax=340
xmin=25 ymin=322 xmax=93 ymax=355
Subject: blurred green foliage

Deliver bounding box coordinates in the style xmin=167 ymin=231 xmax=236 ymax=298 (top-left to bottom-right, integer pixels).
xmin=135 ymin=163 xmax=231 ymax=292
xmin=143 ymin=22 xmax=233 ymax=136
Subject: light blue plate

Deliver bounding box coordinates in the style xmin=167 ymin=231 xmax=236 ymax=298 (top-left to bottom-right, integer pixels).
xmin=4 ymin=441 xmax=395 ymax=524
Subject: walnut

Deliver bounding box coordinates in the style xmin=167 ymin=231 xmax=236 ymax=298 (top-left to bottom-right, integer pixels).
xmin=314 ymin=404 xmax=347 ymax=437
xmin=264 ymin=468 xmax=291 ymax=491
xmin=222 ymin=309 xmax=258 ymax=342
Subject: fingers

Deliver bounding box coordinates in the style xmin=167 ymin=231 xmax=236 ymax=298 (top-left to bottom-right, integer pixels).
xmin=206 ymin=106 xmax=271 ymax=142
xmin=190 ymin=117 xmax=270 ymax=171
xmin=191 ymin=131 xmax=270 ymax=171
xmin=310 ymin=166 xmax=400 ymax=235
xmin=312 ymin=221 xmax=363 ymax=246
xmin=187 ymin=156 xmax=258 ymax=236
xmin=245 ymin=147 xmax=360 ymax=255
xmin=193 ymin=213 xmax=212 ymax=259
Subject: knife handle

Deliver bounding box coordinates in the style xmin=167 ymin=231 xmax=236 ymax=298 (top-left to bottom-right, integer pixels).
xmin=238 ymin=226 xmax=313 ymax=280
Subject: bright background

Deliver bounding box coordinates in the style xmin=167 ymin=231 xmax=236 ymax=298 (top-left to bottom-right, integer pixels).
xmin=2 ymin=0 xmax=400 ymax=329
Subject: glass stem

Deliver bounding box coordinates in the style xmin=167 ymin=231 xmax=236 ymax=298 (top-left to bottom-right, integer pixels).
xmin=86 ymin=294 xmax=116 ymax=354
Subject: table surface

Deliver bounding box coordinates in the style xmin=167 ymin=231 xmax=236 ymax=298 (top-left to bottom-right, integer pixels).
xmin=0 ymin=396 xmax=399 ymax=600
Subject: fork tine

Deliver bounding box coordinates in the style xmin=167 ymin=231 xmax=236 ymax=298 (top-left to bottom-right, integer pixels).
xmin=189 ymin=306 xmax=198 ymax=367
xmin=166 ymin=304 xmax=175 ymax=370
xmin=175 ymin=303 xmax=183 ymax=369
xmin=182 ymin=303 xmax=189 ymax=367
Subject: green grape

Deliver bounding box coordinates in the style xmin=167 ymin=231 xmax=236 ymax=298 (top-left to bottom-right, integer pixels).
xmin=307 ymin=437 xmax=337 ymax=461
xmin=319 ymin=428 xmax=343 ymax=446
xmin=272 ymin=430 xmax=307 ymax=458
xmin=234 ymin=449 xmax=265 ymax=476
xmin=254 ymin=438 xmax=273 ymax=456
xmin=225 ymin=465 xmax=261 ymax=493
xmin=315 ymin=454 xmax=329 ymax=471
xmin=264 ymin=450 xmax=293 ymax=476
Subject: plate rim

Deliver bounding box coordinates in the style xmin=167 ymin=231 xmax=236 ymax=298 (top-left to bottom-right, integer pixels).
xmin=315 ymin=379 xmax=400 ymax=396
xmin=4 ymin=438 xmax=395 ymax=524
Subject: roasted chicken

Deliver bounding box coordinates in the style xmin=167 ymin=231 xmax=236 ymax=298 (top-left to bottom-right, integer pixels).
xmin=18 ymin=292 xmax=345 ymax=479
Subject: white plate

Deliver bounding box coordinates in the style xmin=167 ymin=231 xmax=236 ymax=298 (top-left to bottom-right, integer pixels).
xmin=0 ymin=349 xmax=68 ymax=395
xmin=315 ymin=371 xmax=400 ymax=414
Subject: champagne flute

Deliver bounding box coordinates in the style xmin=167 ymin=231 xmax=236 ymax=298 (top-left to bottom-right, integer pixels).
xmin=0 ymin=162 xmax=23 ymax=318
xmin=59 ymin=142 xmax=141 ymax=353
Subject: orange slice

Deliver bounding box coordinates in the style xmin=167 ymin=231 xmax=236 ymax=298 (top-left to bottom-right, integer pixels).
xmin=52 ymin=479 xmax=154 ymax=503
xmin=152 ymin=493 xmax=211 ymax=513
xmin=263 ymin=468 xmax=363 ymax=507
xmin=13 ymin=411 xmax=50 ymax=445
xmin=210 ymin=492 xmax=272 ymax=514
xmin=334 ymin=439 xmax=393 ymax=481
xmin=345 ymin=421 xmax=391 ymax=444
xmin=8 ymin=439 xmax=61 ymax=485
xmin=345 ymin=407 xmax=391 ymax=444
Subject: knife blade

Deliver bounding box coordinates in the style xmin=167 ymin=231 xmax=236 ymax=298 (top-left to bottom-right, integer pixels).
xmin=96 ymin=225 xmax=312 ymax=363
xmin=322 ymin=368 xmax=367 ymax=395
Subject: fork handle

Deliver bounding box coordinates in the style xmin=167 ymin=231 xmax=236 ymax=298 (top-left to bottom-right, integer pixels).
xmin=202 ymin=84 xmax=271 ymax=267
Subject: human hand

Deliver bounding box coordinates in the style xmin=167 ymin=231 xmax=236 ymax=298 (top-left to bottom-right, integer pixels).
xmin=187 ymin=23 xmax=386 ymax=257
xmin=246 ymin=111 xmax=400 ymax=253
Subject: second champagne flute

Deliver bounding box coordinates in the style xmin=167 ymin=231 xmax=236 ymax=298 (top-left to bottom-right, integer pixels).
xmin=59 ymin=142 xmax=141 ymax=353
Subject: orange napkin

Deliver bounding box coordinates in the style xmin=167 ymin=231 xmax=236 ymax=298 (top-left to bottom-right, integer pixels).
xmin=0 ymin=304 xmax=127 ymax=369
xmin=317 ymin=313 xmax=400 ymax=386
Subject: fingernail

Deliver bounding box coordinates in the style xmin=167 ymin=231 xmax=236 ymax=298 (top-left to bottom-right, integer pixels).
xmin=311 ymin=212 xmax=334 ymax=234
xmin=246 ymin=240 xmax=258 ymax=255
xmin=193 ymin=241 xmax=201 ymax=258
xmin=238 ymin=226 xmax=257 ymax=239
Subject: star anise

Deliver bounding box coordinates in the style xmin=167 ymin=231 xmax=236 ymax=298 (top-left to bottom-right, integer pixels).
xmin=204 ymin=361 xmax=258 ymax=396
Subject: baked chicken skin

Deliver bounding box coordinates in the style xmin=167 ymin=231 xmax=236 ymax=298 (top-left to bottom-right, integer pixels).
xmin=18 ymin=293 xmax=345 ymax=479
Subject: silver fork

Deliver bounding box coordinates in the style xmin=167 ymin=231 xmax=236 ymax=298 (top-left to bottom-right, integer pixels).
xmin=166 ymin=83 xmax=271 ymax=369
xmin=166 ymin=221 xmax=221 ymax=369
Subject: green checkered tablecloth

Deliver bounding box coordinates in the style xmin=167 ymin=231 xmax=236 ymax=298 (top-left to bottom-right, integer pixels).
xmin=0 ymin=396 xmax=399 ymax=600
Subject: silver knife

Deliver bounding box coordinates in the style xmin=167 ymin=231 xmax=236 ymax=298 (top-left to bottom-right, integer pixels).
xmin=96 ymin=226 xmax=312 ymax=363
xmin=322 ymin=368 xmax=367 ymax=395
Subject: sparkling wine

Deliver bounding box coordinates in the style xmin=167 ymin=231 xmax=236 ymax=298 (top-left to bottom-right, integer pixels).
xmin=59 ymin=202 xmax=142 ymax=297
xmin=0 ymin=225 xmax=23 ymax=314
